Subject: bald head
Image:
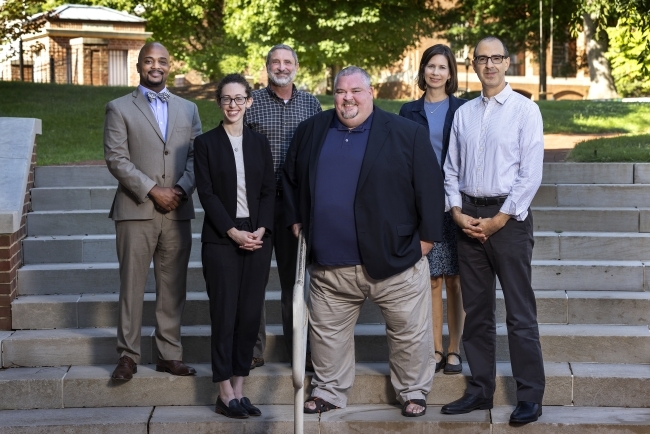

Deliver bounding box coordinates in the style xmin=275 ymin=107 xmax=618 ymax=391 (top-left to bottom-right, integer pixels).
xmin=136 ymin=42 xmax=170 ymax=92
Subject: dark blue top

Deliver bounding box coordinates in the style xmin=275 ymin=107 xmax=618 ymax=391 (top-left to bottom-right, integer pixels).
xmin=311 ymin=113 xmax=374 ymax=266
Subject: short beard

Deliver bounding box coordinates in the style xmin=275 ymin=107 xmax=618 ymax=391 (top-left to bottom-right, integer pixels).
xmin=338 ymin=107 xmax=358 ymax=119
xmin=267 ymin=67 xmax=296 ymax=87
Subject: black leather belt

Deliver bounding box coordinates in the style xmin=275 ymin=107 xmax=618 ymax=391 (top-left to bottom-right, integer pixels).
xmin=462 ymin=193 xmax=508 ymax=206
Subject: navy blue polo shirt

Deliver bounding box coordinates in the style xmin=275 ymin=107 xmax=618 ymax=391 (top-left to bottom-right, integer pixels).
xmin=312 ymin=112 xmax=374 ymax=266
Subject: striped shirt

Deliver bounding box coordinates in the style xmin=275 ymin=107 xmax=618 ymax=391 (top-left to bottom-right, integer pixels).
xmin=444 ymin=83 xmax=544 ymax=221
xmin=245 ymin=85 xmax=322 ymax=188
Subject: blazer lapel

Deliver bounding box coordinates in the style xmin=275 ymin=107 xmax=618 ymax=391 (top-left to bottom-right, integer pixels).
xmin=166 ymin=94 xmax=179 ymax=143
xmin=308 ymin=110 xmax=335 ymax=195
xmin=413 ymin=96 xmax=428 ymax=126
xmin=131 ymin=89 xmax=165 ymax=143
xmin=242 ymin=127 xmax=256 ymax=205
xmin=357 ymin=107 xmax=389 ymax=191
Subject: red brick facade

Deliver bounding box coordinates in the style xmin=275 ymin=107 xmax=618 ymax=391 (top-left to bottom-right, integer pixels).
xmin=0 ymin=145 xmax=36 ymax=330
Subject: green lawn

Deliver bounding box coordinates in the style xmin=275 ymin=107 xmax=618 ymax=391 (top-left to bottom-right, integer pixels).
xmin=1 ymin=81 xmax=649 ymax=164
xmin=568 ymin=134 xmax=650 ymax=162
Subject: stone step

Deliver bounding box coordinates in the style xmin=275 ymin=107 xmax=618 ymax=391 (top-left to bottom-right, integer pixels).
xmin=27 ymin=207 xmax=650 ymax=238
xmin=11 ymin=290 xmax=650 ymax=330
xmin=532 ymin=207 xmax=646 ymax=232
xmin=33 ymin=163 xmax=650 ymax=188
xmin=30 ymin=186 xmax=201 ymax=211
xmin=16 ymin=261 xmax=280 ymax=295
xmin=2 ymin=323 xmax=649 ymax=368
xmin=26 ymin=209 xmax=206 ymax=236
xmin=22 ymin=231 xmax=650 ymax=264
xmin=16 ymin=259 xmax=649 ymax=296
xmin=5 ymin=361 xmax=649 ymax=410
xmin=2 ymin=404 xmax=648 ymax=434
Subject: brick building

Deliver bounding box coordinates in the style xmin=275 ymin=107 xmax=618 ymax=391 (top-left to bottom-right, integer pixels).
xmin=0 ymin=4 xmax=151 ymax=86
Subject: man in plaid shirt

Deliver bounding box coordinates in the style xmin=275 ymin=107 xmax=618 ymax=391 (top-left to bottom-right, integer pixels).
xmin=245 ymin=44 xmax=322 ymax=370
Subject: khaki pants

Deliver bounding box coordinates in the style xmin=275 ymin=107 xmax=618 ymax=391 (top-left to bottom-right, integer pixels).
xmin=309 ymin=256 xmax=434 ymax=407
xmin=115 ymin=214 xmax=192 ymax=363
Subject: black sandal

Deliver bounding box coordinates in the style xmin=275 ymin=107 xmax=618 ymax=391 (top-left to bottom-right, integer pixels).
xmin=435 ymin=350 xmax=446 ymax=373
xmin=402 ymin=399 xmax=427 ymax=417
xmin=304 ymin=396 xmax=338 ymax=414
xmin=444 ymin=352 xmax=463 ymax=375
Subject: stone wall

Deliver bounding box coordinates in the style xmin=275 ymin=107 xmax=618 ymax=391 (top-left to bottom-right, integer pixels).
xmin=0 ymin=118 xmax=40 ymax=330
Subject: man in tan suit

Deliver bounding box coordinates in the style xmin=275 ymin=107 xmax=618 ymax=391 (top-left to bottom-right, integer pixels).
xmin=104 ymin=42 xmax=202 ymax=381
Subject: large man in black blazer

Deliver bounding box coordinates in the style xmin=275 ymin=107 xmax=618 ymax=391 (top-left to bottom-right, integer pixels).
xmin=283 ymin=66 xmax=445 ymax=417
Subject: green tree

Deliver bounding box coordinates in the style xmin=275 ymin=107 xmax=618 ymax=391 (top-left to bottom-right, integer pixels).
xmin=607 ymin=15 xmax=650 ymax=97
xmin=223 ymin=0 xmax=438 ymax=88
xmin=1 ymin=0 xmax=46 ymax=80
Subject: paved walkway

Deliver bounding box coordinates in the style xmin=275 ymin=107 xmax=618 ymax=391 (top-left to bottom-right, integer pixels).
xmin=543 ymin=133 xmax=620 ymax=162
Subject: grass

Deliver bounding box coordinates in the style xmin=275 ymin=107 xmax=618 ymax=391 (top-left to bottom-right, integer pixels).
xmin=568 ymin=134 xmax=650 ymax=162
xmin=1 ymin=81 xmax=649 ymax=164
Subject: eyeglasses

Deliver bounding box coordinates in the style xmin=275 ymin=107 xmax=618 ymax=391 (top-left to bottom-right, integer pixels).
xmin=219 ymin=96 xmax=247 ymax=105
xmin=474 ymin=55 xmax=508 ymax=65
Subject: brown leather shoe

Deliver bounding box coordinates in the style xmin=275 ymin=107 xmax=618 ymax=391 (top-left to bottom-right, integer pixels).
xmin=155 ymin=358 xmax=197 ymax=376
xmin=112 ymin=355 xmax=137 ymax=381
xmin=250 ymin=357 xmax=265 ymax=369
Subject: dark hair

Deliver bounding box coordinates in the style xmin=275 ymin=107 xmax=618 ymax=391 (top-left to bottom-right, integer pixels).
xmin=473 ymin=36 xmax=510 ymax=58
xmin=417 ymin=44 xmax=458 ymax=95
xmin=216 ymin=74 xmax=253 ymax=101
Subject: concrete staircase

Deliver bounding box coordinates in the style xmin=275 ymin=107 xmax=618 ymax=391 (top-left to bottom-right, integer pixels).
xmin=1 ymin=162 xmax=649 ymax=433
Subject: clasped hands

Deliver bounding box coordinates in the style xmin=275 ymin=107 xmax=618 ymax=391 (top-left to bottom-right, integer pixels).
xmin=451 ymin=207 xmax=510 ymax=243
xmin=149 ymin=185 xmax=185 ymax=213
xmin=228 ymin=227 xmax=266 ymax=251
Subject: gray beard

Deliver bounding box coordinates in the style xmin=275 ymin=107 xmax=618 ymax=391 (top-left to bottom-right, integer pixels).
xmin=268 ymin=69 xmax=296 ymax=87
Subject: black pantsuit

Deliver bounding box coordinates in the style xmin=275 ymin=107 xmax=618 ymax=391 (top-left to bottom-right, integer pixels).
xmin=457 ymin=202 xmax=545 ymax=404
xmin=203 ymin=227 xmax=272 ymax=381
xmin=194 ymin=124 xmax=275 ymax=383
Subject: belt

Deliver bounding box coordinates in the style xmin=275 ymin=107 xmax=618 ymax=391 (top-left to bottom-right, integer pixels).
xmin=462 ymin=193 xmax=508 ymax=206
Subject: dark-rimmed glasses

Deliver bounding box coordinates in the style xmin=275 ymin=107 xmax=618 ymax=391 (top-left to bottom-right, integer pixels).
xmin=219 ymin=96 xmax=248 ymax=106
xmin=474 ymin=55 xmax=508 ymax=65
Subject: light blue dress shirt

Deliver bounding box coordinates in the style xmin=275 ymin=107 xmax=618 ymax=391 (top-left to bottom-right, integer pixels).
xmin=444 ymin=83 xmax=544 ymax=221
xmin=138 ymin=85 xmax=169 ymax=141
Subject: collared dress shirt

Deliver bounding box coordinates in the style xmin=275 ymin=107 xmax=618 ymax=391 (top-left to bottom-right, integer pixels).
xmin=444 ymin=83 xmax=544 ymax=221
xmin=138 ymin=85 xmax=169 ymax=141
xmin=245 ymin=85 xmax=322 ymax=189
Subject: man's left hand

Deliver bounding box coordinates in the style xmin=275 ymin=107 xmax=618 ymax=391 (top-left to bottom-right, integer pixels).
xmin=421 ymin=240 xmax=434 ymax=256
xmin=474 ymin=212 xmax=511 ymax=243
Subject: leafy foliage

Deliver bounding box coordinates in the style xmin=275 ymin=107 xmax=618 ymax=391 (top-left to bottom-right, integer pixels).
xmin=0 ymin=0 xmax=46 ymax=61
xmin=607 ymin=16 xmax=650 ymax=96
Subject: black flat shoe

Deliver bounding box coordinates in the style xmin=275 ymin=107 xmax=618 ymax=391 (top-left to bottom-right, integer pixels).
xmin=510 ymin=401 xmax=542 ymax=424
xmin=434 ymin=351 xmax=446 ymax=373
xmin=443 ymin=352 xmax=462 ymax=375
xmin=441 ymin=393 xmax=493 ymax=415
xmin=215 ymin=396 xmax=249 ymax=419
xmin=240 ymin=397 xmax=262 ymax=416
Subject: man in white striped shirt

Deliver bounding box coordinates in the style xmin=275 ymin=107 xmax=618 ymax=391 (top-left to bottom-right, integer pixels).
xmin=441 ymin=36 xmax=545 ymax=424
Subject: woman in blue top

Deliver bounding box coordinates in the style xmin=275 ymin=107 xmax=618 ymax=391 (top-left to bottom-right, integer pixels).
xmin=399 ymin=44 xmax=467 ymax=375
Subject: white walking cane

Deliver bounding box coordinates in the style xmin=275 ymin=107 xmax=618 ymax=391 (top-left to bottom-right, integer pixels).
xmin=292 ymin=231 xmax=309 ymax=434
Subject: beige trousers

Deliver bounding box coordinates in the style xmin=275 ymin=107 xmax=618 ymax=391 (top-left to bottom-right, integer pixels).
xmin=115 ymin=214 xmax=192 ymax=363
xmin=309 ymin=256 xmax=434 ymax=407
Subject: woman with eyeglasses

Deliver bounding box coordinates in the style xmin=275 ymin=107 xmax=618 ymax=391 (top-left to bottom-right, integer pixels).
xmin=194 ymin=74 xmax=275 ymax=419
xmin=399 ymin=44 xmax=467 ymax=375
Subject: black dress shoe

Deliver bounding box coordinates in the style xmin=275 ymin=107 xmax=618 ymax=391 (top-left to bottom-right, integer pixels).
xmin=510 ymin=401 xmax=542 ymax=424
xmin=434 ymin=351 xmax=446 ymax=373
xmin=441 ymin=393 xmax=493 ymax=414
xmin=240 ymin=397 xmax=262 ymax=416
xmin=215 ymin=396 xmax=249 ymax=419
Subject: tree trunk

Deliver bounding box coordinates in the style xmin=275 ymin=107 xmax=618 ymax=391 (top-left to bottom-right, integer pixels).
xmin=582 ymin=12 xmax=619 ymax=99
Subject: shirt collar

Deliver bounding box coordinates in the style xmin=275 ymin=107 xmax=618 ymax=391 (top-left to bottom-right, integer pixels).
xmin=265 ymin=84 xmax=298 ymax=102
xmin=480 ymin=82 xmax=513 ymax=105
xmin=332 ymin=111 xmax=374 ymax=132
xmin=139 ymin=85 xmax=169 ymax=100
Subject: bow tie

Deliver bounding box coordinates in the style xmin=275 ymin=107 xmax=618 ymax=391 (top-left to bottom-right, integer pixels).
xmin=146 ymin=90 xmax=171 ymax=103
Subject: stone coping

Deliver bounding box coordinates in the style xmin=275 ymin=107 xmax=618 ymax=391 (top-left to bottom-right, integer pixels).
xmin=0 ymin=118 xmax=41 ymax=233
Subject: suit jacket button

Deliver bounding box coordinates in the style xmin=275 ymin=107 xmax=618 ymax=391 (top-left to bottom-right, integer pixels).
xmin=165 ymin=150 xmax=169 ymax=155
xmin=162 ymin=174 xmax=166 ymax=178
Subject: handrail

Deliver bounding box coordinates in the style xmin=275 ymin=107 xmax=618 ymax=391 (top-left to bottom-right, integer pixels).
xmin=292 ymin=231 xmax=309 ymax=434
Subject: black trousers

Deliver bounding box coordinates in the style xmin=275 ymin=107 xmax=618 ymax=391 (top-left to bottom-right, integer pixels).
xmin=457 ymin=202 xmax=545 ymax=404
xmin=254 ymin=194 xmax=300 ymax=359
xmin=202 ymin=220 xmax=272 ymax=382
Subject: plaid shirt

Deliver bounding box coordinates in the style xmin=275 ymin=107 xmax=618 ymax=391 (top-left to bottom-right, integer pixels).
xmin=245 ymin=85 xmax=322 ymax=188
